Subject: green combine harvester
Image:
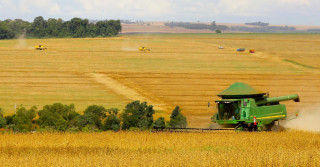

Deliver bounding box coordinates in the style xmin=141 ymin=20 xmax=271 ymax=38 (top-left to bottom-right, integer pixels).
xmin=212 ymin=82 xmax=300 ymax=131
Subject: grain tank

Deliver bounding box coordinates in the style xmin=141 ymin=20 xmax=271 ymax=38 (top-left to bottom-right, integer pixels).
xmin=212 ymin=82 xmax=300 ymax=131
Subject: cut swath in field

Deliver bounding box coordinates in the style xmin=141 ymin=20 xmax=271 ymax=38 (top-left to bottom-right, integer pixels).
xmin=86 ymin=73 xmax=170 ymax=113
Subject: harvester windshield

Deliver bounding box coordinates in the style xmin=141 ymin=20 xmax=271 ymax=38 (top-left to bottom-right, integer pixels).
xmin=216 ymin=100 xmax=241 ymax=120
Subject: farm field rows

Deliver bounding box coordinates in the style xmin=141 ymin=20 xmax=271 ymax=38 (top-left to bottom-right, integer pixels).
xmin=0 ymin=34 xmax=320 ymax=127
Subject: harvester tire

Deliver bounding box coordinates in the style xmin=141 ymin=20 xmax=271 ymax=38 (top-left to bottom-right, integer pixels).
xmin=271 ymin=125 xmax=286 ymax=132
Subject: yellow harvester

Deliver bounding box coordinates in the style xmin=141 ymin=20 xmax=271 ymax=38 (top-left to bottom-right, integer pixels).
xmin=139 ymin=47 xmax=150 ymax=52
xmin=35 ymin=45 xmax=47 ymax=50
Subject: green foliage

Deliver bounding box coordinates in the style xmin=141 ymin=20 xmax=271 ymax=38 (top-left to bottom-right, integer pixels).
xmin=2 ymin=19 xmax=31 ymax=37
xmin=168 ymin=106 xmax=187 ymax=128
xmin=0 ymin=23 xmax=15 ymax=39
xmin=77 ymin=113 xmax=97 ymax=129
xmin=154 ymin=117 xmax=166 ymax=129
xmin=215 ymin=29 xmax=222 ymax=34
xmin=0 ymin=16 xmax=121 ymax=39
xmin=0 ymin=117 xmax=6 ymax=128
xmin=103 ymin=115 xmax=120 ymax=131
xmin=84 ymin=105 xmax=106 ymax=118
xmin=0 ymin=108 xmax=3 ymax=117
xmin=120 ymin=101 xmax=155 ymax=130
xmin=30 ymin=16 xmax=47 ymax=38
xmin=79 ymin=105 xmax=107 ymax=129
xmin=37 ymin=103 xmax=79 ymax=131
xmin=5 ymin=114 xmax=15 ymax=125
xmin=81 ymin=124 xmax=100 ymax=132
xmin=103 ymin=108 xmax=120 ymax=131
xmin=245 ymin=21 xmax=269 ymax=26
xmin=12 ymin=106 xmax=37 ymax=131
xmin=106 ymin=108 xmax=119 ymax=115
xmin=1 ymin=101 xmax=159 ymax=132
xmin=165 ymin=21 xmax=228 ymax=31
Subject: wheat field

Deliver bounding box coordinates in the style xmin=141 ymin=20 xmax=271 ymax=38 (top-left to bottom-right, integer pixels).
xmin=1 ymin=34 xmax=320 ymax=166
xmin=0 ymin=34 xmax=320 ymax=127
xmin=0 ymin=131 xmax=319 ymax=166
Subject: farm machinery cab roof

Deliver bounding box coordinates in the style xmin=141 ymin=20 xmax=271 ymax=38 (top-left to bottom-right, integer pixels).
xmin=213 ymin=82 xmax=300 ymax=131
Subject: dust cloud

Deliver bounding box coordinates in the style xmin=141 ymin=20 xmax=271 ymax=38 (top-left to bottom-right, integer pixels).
xmin=15 ymin=33 xmax=27 ymax=49
xmin=14 ymin=33 xmax=33 ymax=50
xmin=283 ymin=109 xmax=320 ymax=132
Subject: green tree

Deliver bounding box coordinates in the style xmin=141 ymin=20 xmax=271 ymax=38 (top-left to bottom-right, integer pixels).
xmin=5 ymin=114 xmax=15 ymax=125
xmin=0 ymin=23 xmax=15 ymax=39
xmin=120 ymin=101 xmax=155 ymax=130
xmin=0 ymin=108 xmax=6 ymax=128
xmin=154 ymin=117 xmax=166 ymax=129
xmin=67 ymin=18 xmax=89 ymax=37
xmin=215 ymin=29 xmax=222 ymax=33
xmin=0 ymin=17 xmax=122 ymax=39
xmin=168 ymin=106 xmax=187 ymax=128
xmin=37 ymin=103 xmax=79 ymax=131
xmin=46 ymin=18 xmax=63 ymax=37
xmin=0 ymin=117 xmax=6 ymax=128
xmin=103 ymin=108 xmax=120 ymax=131
xmin=12 ymin=106 xmax=37 ymax=131
xmin=30 ymin=16 xmax=47 ymax=38
xmin=0 ymin=107 xmax=3 ymax=117
xmin=86 ymin=23 xmax=98 ymax=37
xmin=77 ymin=105 xmax=106 ymax=129
xmin=5 ymin=19 xmax=31 ymax=36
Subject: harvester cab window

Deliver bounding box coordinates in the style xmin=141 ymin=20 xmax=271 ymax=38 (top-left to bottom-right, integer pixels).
xmin=217 ymin=101 xmax=241 ymax=120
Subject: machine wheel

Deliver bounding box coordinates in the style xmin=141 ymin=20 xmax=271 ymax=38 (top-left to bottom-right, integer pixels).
xmin=271 ymin=125 xmax=286 ymax=132
xmin=239 ymin=123 xmax=257 ymax=132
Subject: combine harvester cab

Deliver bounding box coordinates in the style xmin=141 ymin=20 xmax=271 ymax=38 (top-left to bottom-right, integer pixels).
xmin=213 ymin=82 xmax=300 ymax=131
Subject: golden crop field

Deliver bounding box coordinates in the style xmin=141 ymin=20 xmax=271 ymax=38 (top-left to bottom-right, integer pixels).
xmin=1 ymin=34 xmax=320 ymax=166
xmin=0 ymin=131 xmax=319 ymax=166
xmin=1 ymin=34 xmax=320 ymax=127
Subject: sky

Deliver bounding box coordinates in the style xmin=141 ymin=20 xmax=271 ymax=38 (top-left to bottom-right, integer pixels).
xmin=0 ymin=0 xmax=319 ymax=25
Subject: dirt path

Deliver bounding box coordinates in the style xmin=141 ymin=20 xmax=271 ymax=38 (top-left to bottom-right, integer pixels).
xmin=86 ymin=73 xmax=169 ymax=112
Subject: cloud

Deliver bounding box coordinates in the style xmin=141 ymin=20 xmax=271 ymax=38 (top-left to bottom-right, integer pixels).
xmin=0 ymin=0 xmax=17 ymax=13
xmin=75 ymin=0 xmax=174 ymax=19
xmin=279 ymin=0 xmax=311 ymax=5
xmin=18 ymin=0 xmax=62 ymax=15
xmin=0 ymin=0 xmax=320 ymax=25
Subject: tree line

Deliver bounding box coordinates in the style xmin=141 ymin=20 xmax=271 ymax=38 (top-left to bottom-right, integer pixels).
xmin=245 ymin=21 xmax=269 ymax=26
xmin=0 ymin=101 xmax=187 ymax=132
xmin=229 ymin=25 xmax=296 ymax=33
xmin=164 ymin=21 xmax=300 ymax=33
xmin=0 ymin=16 xmax=122 ymax=39
xmin=165 ymin=21 xmax=228 ymax=31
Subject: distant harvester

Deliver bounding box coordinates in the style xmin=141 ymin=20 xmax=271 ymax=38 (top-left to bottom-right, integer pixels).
xmin=35 ymin=45 xmax=47 ymax=50
xmin=237 ymin=48 xmax=245 ymax=52
xmin=139 ymin=47 xmax=150 ymax=52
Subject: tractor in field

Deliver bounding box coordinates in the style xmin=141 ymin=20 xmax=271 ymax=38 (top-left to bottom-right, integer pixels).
xmin=139 ymin=47 xmax=150 ymax=52
xmin=249 ymin=49 xmax=255 ymax=53
xmin=35 ymin=45 xmax=47 ymax=50
xmin=212 ymin=82 xmax=300 ymax=131
xmin=237 ymin=48 xmax=245 ymax=52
